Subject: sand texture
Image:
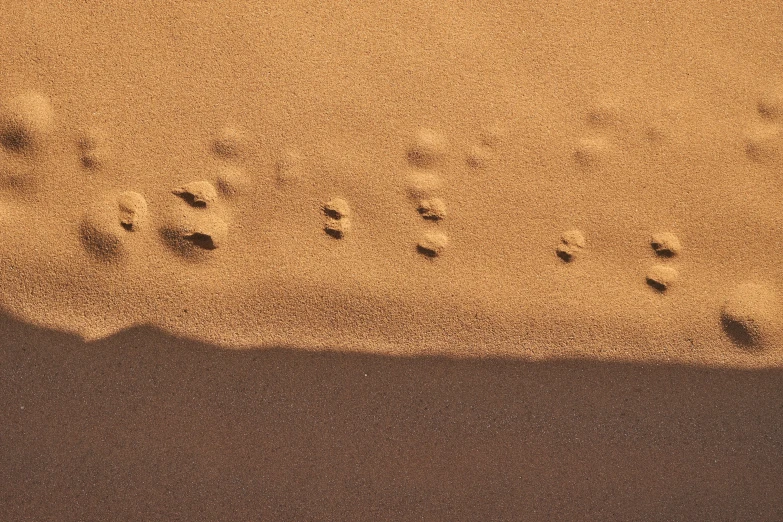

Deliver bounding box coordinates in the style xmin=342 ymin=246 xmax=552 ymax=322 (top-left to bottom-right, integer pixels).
xmin=1 ymin=1 xmax=783 ymax=366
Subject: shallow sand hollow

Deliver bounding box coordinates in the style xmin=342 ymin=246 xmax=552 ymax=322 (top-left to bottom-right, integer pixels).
xmin=0 ymin=1 xmax=782 ymax=367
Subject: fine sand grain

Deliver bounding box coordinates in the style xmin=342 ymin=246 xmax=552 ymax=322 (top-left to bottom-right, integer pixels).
xmin=0 ymin=1 xmax=782 ymax=367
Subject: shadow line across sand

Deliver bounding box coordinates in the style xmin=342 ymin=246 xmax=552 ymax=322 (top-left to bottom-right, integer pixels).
xmin=1 ymin=312 xmax=782 ymax=521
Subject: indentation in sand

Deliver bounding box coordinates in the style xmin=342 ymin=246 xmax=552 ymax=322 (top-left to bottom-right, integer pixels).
xmin=466 ymin=144 xmax=493 ymax=169
xmin=215 ymin=165 xmax=250 ymax=198
xmin=274 ymin=149 xmax=305 ymax=185
xmin=117 ymin=191 xmax=148 ymax=232
xmin=556 ymin=229 xmax=586 ymax=262
xmin=745 ymin=123 xmax=781 ymax=163
xmin=212 ymin=126 xmax=247 ymax=160
xmin=721 ymin=283 xmax=781 ymax=349
xmin=323 ymin=197 xmax=352 ymax=239
xmin=757 ymin=85 xmax=783 ymax=121
xmin=76 ymin=128 xmax=108 ymax=171
xmin=406 ymin=171 xmax=443 ymax=200
xmin=417 ymin=197 xmax=447 ymax=221
xmin=160 ymin=212 xmax=228 ymax=257
xmin=407 ymin=128 xmax=446 ymax=169
xmin=0 ymin=91 xmax=54 ymax=155
xmin=650 ymin=232 xmax=682 ymax=258
xmin=417 ymin=231 xmax=448 ymax=258
xmin=646 ymin=265 xmax=678 ymax=292
xmin=172 ymin=181 xmax=218 ymax=208
xmin=573 ymin=136 xmax=613 ymax=167
xmin=80 ymin=191 xmax=148 ymax=261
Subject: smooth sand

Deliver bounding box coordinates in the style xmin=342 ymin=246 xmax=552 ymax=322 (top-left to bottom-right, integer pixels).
xmin=2 ymin=315 xmax=783 ymax=520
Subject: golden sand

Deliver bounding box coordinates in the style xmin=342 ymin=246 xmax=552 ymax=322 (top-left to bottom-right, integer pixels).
xmin=0 ymin=1 xmax=782 ymax=368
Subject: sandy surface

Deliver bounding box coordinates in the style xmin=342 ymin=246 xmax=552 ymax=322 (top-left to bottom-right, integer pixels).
xmin=2 ymin=3 xmax=783 ymax=519
xmin=1 ymin=315 xmax=782 ymax=521
xmin=1 ymin=3 xmax=782 ymax=367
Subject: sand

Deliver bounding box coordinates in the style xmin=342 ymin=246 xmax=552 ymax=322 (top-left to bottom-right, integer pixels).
xmin=1 ymin=1 xmax=783 ymax=519
xmin=2 ymin=315 xmax=783 ymax=521
xmin=1 ymin=1 xmax=782 ymax=367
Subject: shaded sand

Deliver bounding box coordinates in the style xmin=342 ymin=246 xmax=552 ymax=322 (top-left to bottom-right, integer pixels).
xmin=1 ymin=314 xmax=782 ymax=521
xmin=1 ymin=1 xmax=783 ymax=367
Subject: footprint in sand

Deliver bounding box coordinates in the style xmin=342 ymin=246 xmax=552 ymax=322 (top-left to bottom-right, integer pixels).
xmin=274 ymin=149 xmax=306 ymax=185
xmin=646 ymin=264 xmax=679 ymax=292
xmin=160 ymin=211 xmax=228 ymax=255
xmin=0 ymin=91 xmax=58 ymax=194
xmin=721 ymin=282 xmax=781 ymax=349
xmin=172 ymin=180 xmax=218 ymax=208
xmin=211 ymin=126 xmax=248 ymax=161
xmin=555 ymin=229 xmax=586 ymax=262
xmin=75 ymin=128 xmax=109 ymax=171
xmin=650 ymin=231 xmax=682 ymax=258
xmin=645 ymin=232 xmax=681 ymax=292
xmin=323 ymin=197 xmax=352 ymax=239
xmin=161 ymin=180 xmax=228 ymax=259
xmin=0 ymin=91 xmax=55 ymax=156
xmin=80 ymin=191 xmax=148 ymax=262
xmin=745 ymin=85 xmax=783 ymax=164
xmin=416 ymin=197 xmax=447 ymax=222
xmin=417 ymin=231 xmax=449 ymax=258
xmin=215 ymin=165 xmax=251 ymax=198
xmin=407 ymin=128 xmax=447 ymax=170
xmin=405 ymin=129 xmax=450 ymax=258
xmin=573 ymin=105 xmax=622 ymax=168
xmin=466 ymin=123 xmax=507 ymax=169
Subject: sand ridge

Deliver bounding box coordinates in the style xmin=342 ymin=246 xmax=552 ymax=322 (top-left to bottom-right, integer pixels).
xmin=0 ymin=0 xmax=782 ymax=367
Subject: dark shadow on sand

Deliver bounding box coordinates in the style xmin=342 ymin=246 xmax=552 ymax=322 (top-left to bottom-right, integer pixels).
xmin=1 ymin=313 xmax=782 ymax=521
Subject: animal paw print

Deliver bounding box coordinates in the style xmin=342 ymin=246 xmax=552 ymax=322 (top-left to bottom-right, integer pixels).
xmin=572 ymin=104 xmax=631 ymax=169
xmin=80 ymin=191 xmax=149 ymax=262
xmin=274 ymin=149 xmax=306 ymax=186
xmin=744 ymin=84 xmax=783 ymax=164
xmin=406 ymin=128 xmax=449 ymax=258
xmin=322 ymin=197 xmax=352 ymax=239
xmin=555 ymin=229 xmax=586 ymax=263
xmin=75 ymin=127 xmax=110 ymax=172
xmin=645 ymin=232 xmax=681 ymax=292
xmin=211 ymin=126 xmax=253 ymax=198
xmin=0 ymin=90 xmax=55 ymax=192
xmin=161 ymin=179 xmax=228 ymax=257
xmin=158 ymin=130 xmax=235 ymax=259
xmin=465 ymin=123 xmax=506 ymax=169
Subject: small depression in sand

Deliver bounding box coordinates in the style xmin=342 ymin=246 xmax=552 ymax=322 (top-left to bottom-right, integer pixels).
xmin=75 ymin=128 xmax=109 ymax=171
xmin=417 ymin=231 xmax=449 ymax=258
xmin=556 ymin=230 xmax=586 ymax=263
xmin=274 ymin=149 xmax=306 ymax=185
xmin=0 ymin=91 xmax=54 ymax=156
xmin=216 ymin=165 xmax=250 ymax=198
xmin=721 ymin=283 xmax=781 ymax=349
xmin=757 ymin=85 xmax=783 ymax=122
xmin=80 ymin=191 xmax=148 ymax=262
xmin=651 ymin=232 xmax=682 ymax=258
xmin=466 ymin=144 xmax=494 ymax=169
xmin=160 ymin=212 xmax=228 ymax=258
xmin=406 ymin=171 xmax=443 ymax=200
xmin=573 ymin=136 xmax=614 ymax=168
xmin=745 ymin=123 xmax=781 ymax=163
xmin=407 ymin=128 xmax=447 ymax=169
xmin=323 ymin=197 xmax=352 ymax=239
xmin=416 ymin=197 xmax=447 ymax=221
xmin=173 ymin=181 xmax=219 ymax=208
xmin=211 ymin=126 xmax=247 ymax=161
xmin=646 ymin=264 xmax=679 ymax=292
